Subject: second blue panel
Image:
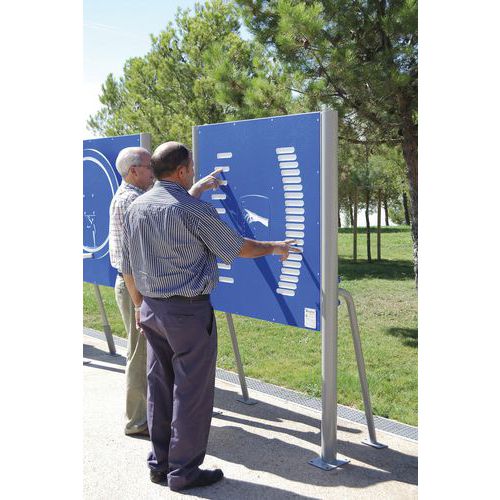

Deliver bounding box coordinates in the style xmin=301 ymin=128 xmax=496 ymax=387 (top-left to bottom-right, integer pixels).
xmin=197 ymin=112 xmax=321 ymax=331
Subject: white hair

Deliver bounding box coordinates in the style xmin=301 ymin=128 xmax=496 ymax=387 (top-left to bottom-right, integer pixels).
xmin=115 ymin=147 xmax=150 ymax=177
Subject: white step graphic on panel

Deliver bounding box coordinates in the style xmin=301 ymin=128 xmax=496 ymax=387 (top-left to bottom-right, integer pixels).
xmin=281 ymin=169 xmax=300 ymax=176
xmin=285 ymin=200 xmax=304 ymax=207
xmin=286 ymin=223 xmax=305 ymax=230
xmin=280 ymin=274 xmax=299 ymax=283
xmin=286 ymin=215 xmax=305 ymax=222
xmin=284 ymin=193 xmax=303 ymax=200
xmin=278 ymin=154 xmax=297 ymax=162
xmin=215 ymin=151 xmax=234 ymax=284
xmin=284 ymin=185 xmax=303 ymax=192
xmin=279 ymin=161 xmax=298 ymax=168
xmin=275 ymin=145 xmax=305 ymax=298
xmin=283 ymin=176 xmax=302 ymax=184
xmin=286 ymin=207 xmax=305 ymax=215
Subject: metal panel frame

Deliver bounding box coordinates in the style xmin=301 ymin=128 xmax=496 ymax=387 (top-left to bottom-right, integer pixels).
xmin=308 ymin=107 xmax=349 ymax=470
xmin=192 ymin=126 xmax=199 ymax=178
xmin=140 ymin=133 xmax=151 ymax=152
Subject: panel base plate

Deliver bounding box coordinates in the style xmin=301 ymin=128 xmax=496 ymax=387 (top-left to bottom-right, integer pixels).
xmin=308 ymin=456 xmax=350 ymax=470
xmin=362 ymin=439 xmax=388 ymax=449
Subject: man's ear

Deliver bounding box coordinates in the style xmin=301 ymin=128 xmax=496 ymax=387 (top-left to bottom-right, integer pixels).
xmin=177 ymin=165 xmax=187 ymax=179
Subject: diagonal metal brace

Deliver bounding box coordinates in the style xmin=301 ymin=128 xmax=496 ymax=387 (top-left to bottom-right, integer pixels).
xmin=338 ymin=288 xmax=387 ymax=449
xmin=225 ymin=313 xmax=257 ymax=405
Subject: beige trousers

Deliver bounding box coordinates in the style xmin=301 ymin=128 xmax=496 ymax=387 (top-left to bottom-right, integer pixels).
xmin=115 ymin=275 xmax=148 ymax=434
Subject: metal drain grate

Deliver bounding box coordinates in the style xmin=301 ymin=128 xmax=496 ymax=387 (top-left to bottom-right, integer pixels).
xmin=215 ymin=367 xmax=417 ymax=442
xmin=84 ymin=327 xmax=417 ymax=442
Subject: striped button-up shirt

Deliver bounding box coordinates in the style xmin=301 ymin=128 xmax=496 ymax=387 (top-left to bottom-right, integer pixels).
xmin=109 ymin=181 xmax=145 ymax=272
xmin=121 ymin=180 xmax=244 ymax=298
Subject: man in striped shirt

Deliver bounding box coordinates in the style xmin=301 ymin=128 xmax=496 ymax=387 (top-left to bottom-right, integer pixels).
xmin=109 ymin=147 xmax=154 ymax=437
xmin=110 ymin=146 xmax=224 ymax=438
xmin=122 ymin=141 xmax=300 ymax=492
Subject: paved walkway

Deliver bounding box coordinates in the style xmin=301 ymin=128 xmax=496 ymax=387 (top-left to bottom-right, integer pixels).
xmin=84 ymin=332 xmax=417 ymax=499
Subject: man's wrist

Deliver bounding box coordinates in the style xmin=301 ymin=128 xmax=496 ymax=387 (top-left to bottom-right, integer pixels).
xmin=189 ymin=184 xmax=201 ymax=198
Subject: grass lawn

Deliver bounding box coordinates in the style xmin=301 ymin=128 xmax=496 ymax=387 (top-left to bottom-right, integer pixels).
xmin=83 ymin=225 xmax=417 ymax=426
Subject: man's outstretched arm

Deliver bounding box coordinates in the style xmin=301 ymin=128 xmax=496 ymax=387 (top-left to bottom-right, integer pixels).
xmin=239 ymin=238 xmax=301 ymax=262
xmin=189 ymin=168 xmax=223 ymax=198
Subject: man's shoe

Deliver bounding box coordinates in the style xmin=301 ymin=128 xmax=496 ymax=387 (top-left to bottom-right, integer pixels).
xmin=125 ymin=428 xmax=150 ymax=439
xmin=150 ymin=469 xmax=169 ymax=484
xmin=170 ymin=469 xmax=224 ymax=492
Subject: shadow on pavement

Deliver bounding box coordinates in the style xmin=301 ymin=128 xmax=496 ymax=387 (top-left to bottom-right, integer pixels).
xmin=84 ymin=339 xmax=417 ymax=491
xmin=84 ymin=343 xmax=126 ymax=365
xmin=83 ymin=343 xmax=126 ymax=374
xmin=180 ymin=478 xmax=317 ymax=499
xmin=212 ymin=386 xmax=417 ymax=489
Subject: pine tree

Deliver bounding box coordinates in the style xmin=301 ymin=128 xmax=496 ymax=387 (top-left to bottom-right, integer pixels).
xmin=237 ymin=0 xmax=418 ymax=283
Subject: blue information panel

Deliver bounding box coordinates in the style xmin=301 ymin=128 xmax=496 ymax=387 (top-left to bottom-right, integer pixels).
xmin=197 ymin=112 xmax=321 ymax=331
xmin=83 ymin=134 xmax=142 ymax=287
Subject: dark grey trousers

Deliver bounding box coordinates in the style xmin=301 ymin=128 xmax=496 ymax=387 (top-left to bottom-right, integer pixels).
xmin=139 ymin=296 xmax=217 ymax=490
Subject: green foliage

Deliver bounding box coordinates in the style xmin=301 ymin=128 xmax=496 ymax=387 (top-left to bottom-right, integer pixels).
xmin=388 ymin=201 xmax=407 ymax=225
xmin=339 ymin=140 xmax=408 ymax=225
xmin=238 ymin=0 xmax=418 ymax=279
xmin=237 ymin=0 xmax=417 ymax=143
xmin=87 ymin=0 xmax=299 ymax=148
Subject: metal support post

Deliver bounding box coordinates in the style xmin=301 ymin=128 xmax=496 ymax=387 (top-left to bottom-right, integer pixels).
xmin=192 ymin=125 xmax=199 ymax=179
xmin=225 ymin=313 xmax=257 ymax=405
xmin=93 ymin=284 xmax=116 ymax=355
xmin=338 ymin=288 xmax=387 ymax=449
xmin=309 ymin=106 xmax=349 ymax=470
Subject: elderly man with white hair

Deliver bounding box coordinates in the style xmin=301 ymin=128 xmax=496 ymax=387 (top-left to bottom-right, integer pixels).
xmin=109 ymin=146 xmax=155 ymax=437
xmin=109 ymin=145 xmax=224 ymax=437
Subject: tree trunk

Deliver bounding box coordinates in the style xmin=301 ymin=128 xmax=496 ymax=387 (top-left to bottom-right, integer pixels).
xmin=353 ymin=188 xmax=358 ymax=261
xmin=348 ymin=196 xmax=354 ymax=227
xmin=398 ymin=92 xmax=418 ymax=286
xmin=365 ymin=189 xmax=372 ymax=263
xmin=402 ymin=191 xmax=411 ymax=225
xmin=383 ymin=194 xmax=389 ymax=226
xmin=377 ymin=189 xmax=382 ymax=260
xmin=338 ymin=207 xmax=341 ymax=228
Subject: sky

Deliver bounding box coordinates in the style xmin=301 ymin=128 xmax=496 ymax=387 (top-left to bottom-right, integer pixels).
xmin=84 ymin=0 xmax=201 ymax=138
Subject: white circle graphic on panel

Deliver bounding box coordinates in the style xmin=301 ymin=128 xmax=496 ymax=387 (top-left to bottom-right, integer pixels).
xmin=83 ymin=149 xmax=120 ymax=257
